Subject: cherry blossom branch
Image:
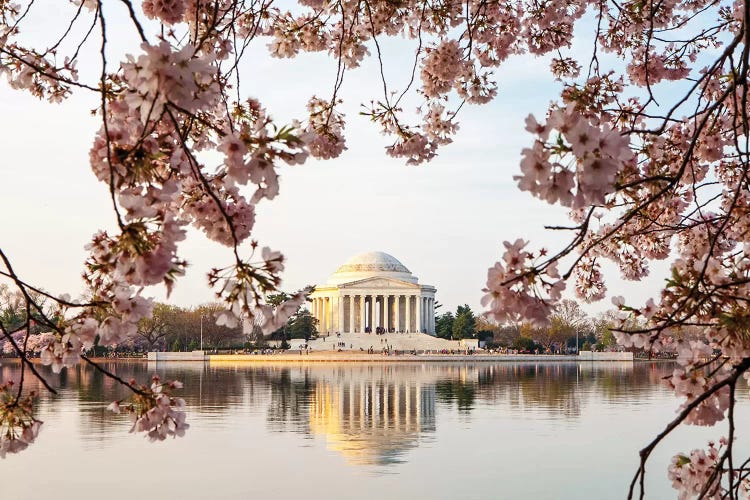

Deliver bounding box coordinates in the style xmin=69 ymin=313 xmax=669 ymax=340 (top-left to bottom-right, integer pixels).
xmin=628 ymin=359 xmax=750 ymax=499
xmin=79 ymin=354 xmax=148 ymax=397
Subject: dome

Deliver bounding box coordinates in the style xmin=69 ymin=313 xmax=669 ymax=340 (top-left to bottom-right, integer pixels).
xmin=337 ymin=251 xmax=410 ymax=274
xmin=327 ymin=251 xmax=418 ymax=285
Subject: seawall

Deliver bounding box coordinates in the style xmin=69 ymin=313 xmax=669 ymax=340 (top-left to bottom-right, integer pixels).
xmin=146 ymin=351 xmax=634 ymax=363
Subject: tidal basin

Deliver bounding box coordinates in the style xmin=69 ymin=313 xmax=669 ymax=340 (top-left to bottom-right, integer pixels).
xmin=2 ymin=360 xmax=748 ymax=499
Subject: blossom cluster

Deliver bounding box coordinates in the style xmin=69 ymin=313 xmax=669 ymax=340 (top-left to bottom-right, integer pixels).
xmin=107 ymin=376 xmax=188 ymax=442
xmin=515 ymin=106 xmax=634 ymax=209
xmin=301 ymin=97 xmax=346 ymax=160
xmin=667 ymin=439 xmax=750 ymax=499
xmin=209 ymin=248 xmax=309 ymax=333
xmin=481 ymin=239 xmax=564 ymax=326
xmin=0 ymin=330 xmax=51 ymax=356
xmin=0 ymin=382 xmax=41 ymax=458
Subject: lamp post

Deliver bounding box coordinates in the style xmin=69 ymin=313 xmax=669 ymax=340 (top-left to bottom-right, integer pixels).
xmin=200 ymin=314 xmax=204 ymax=352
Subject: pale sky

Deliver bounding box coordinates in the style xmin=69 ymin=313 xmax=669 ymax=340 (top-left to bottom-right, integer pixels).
xmin=0 ymin=2 xmax=667 ymax=317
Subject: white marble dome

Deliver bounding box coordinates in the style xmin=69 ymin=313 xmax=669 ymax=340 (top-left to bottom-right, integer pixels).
xmin=327 ymin=251 xmax=418 ymax=285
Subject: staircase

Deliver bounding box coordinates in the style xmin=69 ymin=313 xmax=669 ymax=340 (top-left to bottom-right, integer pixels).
xmin=291 ymin=331 xmax=475 ymax=352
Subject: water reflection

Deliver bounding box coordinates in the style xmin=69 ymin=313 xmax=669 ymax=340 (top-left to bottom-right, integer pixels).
xmin=305 ymin=367 xmax=436 ymax=465
xmin=0 ymin=360 xmax=674 ymax=467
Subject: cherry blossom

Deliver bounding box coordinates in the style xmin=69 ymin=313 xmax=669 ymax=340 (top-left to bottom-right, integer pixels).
xmin=1 ymin=0 xmax=750 ymax=495
xmin=107 ymin=376 xmax=189 ymax=442
xmin=0 ymin=382 xmax=41 ymax=459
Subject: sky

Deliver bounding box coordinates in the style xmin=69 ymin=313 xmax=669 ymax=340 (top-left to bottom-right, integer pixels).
xmin=0 ymin=1 xmax=669 ymax=318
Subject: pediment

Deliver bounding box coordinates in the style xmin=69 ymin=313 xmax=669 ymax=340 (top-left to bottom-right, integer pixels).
xmin=338 ymin=277 xmax=419 ymax=289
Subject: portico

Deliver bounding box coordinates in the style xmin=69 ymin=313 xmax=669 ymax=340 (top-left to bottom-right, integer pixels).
xmin=309 ymin=252 xmax=437 ymax=335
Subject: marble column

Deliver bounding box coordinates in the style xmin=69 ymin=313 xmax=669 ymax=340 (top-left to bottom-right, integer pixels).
xmin=325 ymin=297 xmax=330 ymax=333
xmin=419 ymin=297 xmax=423 ymax=333
xmin=405 ymin=295 xmax=411 ymax=333
xmin=359 ymin=295 xmax=367 ymax=333
xmin=395 ymin=295 xmax=400 ymax=333
xmin=427 ymin=297 xmax=431 ymax=333
xmin=367 ymin=295 xmax=375 ymax=333
xmin=334 ymin=296 xmax=338 ymax=333
xmin=374 ymin=295 xmax=380 ymax=330
xmin=384 ymin=295 xmax=389 ymax=331
xmin=378 ymin=295 xmax=383 ymax=330
xmin=415 ymin=294 xmax=421 ymax=333
xmin=321 ymin=297 xmax=326 ymax=333
xmin=320 ymin=298 xmax=324 ymax=329
xmin=424 ymin=298 xmax=430 ymax=333
xmin=329 ymin=296 xmax=333 ymax=333
xmin=318 ymin=297 xmax=324 ymax=332
xmin=349 ymin=295 xmax=355 ymax=334
xmin=338 ymin=296 xmax=344 ymax=334
xmin=362 ymin=295 xmax=372 ymax=330
xmin=428 ymin=298 xmax=433 ymax=334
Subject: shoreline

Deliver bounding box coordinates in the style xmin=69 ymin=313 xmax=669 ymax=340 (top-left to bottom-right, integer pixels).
xmin=209 ymin=353 xmax=582 ymax=363
xmin=1 ymin=352 xmax=662 ymax=365
xmin=148 ymin=351 xmax=636 ymax=363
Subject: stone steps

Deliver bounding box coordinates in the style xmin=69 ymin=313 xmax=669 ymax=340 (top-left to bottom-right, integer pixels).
xmin=292 ymin=332 xmax=475 ymax=352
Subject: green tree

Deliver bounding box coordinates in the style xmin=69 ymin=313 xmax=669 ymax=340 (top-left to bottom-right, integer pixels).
xmin=266 ymin=292 xmax=291 ymax=307
xmin=592 ymin=310 xmax=623 ymax=349
xmin=265 ymin=291 xmax=295 ymax=341
xmin=288 ymin=310 xmax=318 ymax=341
xmin=452 ymin=305 xmax=476 ymax=340
xmin=536 ymin=316 xmax=574 ymax=351
xmin=512 ymin=336 xmax=538 ymax=352
xmin=435 ymin=312 xmax=454 ymax=339
xmin=0 ymin=284 xmax=56 ymax=334
xmin=136 ymin=303 xmax=179 ymax=351
xmin=170 ymin=338 xmax=181 ymax=352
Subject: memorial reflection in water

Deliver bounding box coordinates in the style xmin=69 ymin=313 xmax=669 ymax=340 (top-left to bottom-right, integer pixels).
xmin=306 ymin=368 xmax=436 ymax=465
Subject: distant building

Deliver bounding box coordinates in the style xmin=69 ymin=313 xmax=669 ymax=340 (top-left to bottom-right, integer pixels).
xmin=309 ymin=251 xmax=437 ymax=335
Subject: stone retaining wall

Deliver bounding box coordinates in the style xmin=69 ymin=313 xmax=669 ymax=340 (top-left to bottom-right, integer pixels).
xmin=208 ymin=353 xmax=579 ymax=363
xmin=577 ymin=351 xmax=634 ymax=361
xmin=145 ymin=351 xmax=634 ymax=363
xmin=147 ymin=351 xmax=206 ymax=361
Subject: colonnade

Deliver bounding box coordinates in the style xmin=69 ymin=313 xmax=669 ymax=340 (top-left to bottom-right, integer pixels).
xmin=311 ymin=379 xmax=436 ymax=434
xmin=310 ymin=293 xmax=436 ymax=335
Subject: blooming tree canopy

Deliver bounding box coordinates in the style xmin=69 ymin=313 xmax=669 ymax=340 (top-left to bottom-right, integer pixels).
xmin=1 ymin=0 xmax=750 ymax=496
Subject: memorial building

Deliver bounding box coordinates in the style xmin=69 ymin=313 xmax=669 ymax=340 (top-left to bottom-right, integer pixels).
xmin=309 ymin=252 xmax=437 ymax=335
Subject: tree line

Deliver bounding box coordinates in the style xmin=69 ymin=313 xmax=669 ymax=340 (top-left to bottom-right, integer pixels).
xmin=130 ymin=294 xmax=319 ymax=352
xmin=0 ymin=285 xmax=319 ymax=354
xmin=434 ymin=299 xmax=622 ymax=353
xmin=1 ymin=284 xmax=620 ymax=354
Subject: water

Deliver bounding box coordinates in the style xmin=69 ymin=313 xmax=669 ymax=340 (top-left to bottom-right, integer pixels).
xmin=1 ymin=360 xmax=746 ymax=499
